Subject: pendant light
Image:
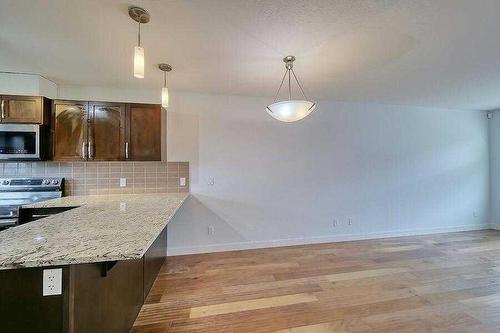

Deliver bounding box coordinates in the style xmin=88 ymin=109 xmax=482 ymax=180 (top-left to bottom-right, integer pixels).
xmin=266 ymin=56 xmax=316 ymax=122
xmin=129 ymin=6 xmax=150 ymax=79
xmin=158 ymin=64 xmax=172 ymax=108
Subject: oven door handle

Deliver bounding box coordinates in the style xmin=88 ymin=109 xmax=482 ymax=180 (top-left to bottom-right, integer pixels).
xmin=0 ymin=218 xmax=17 ymax=227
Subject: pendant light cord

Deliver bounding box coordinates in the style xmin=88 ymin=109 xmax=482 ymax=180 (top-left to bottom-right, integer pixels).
xmin=273 ymin=68 xmax=288 ymax=102
xmin=288 ymin=69 xmax=291 ymax=100
xmin=272 ymin=60 xmax=309 ymax=102
xmin=138 ymin=16 xmax=142 ymax=47
xmin=164 ymin=70 xmax=167 ymax=88
xmin=291 ymin=69 xmax=308 ymax=100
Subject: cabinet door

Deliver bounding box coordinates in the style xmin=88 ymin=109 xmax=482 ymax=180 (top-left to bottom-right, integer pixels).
xmin=88 ymin=102 xmax=126 ymax=161
xmin=53 ymin=100 xmax=88 ymax=160
xmin=126 ymin=104 xmax=161 ymax=161
xmin=1 ymin=95 xmax=43 ymax=124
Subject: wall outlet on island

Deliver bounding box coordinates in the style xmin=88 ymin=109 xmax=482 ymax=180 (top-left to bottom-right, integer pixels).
xmin=119 ymin=178 xmax=127 ymax=187
xmin=43 ymin=268 xmax=62 ymax=296
xmin=180 ymin=177 xmax=186 ymax=187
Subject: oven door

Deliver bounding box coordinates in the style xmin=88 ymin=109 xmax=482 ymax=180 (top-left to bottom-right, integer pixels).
xmin=0 ymin=191 xmax=63 ymax=228
xmin=0 ymin=124 xmax=41 ymax=160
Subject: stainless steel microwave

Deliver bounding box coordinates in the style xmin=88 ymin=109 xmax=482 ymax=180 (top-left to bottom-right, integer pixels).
xmin=0 ymin=124 xmax=46 ymax=160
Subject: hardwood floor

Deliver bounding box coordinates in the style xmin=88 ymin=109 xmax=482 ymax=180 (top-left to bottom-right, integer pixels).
xmin=131 ymin=230 xmax=500 ymax=332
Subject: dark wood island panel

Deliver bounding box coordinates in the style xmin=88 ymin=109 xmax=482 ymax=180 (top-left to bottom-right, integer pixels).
xmin=0 ymin=226 xmax=168 ymax=333
xmin=0 ymin=265 xmax=68 ymax=333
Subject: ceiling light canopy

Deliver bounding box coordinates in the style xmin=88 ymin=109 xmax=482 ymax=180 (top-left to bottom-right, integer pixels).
xmin=158 ymin=64 xmax=173 ymax=108
xmin=129 ymin=6 xmax=150 ymax=79
xmin=266 ymin=56 xmax=316 ymax=123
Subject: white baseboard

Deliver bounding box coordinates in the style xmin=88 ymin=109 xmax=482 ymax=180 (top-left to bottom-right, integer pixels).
xmin=167 ymin=224 xmax=492 ymax=256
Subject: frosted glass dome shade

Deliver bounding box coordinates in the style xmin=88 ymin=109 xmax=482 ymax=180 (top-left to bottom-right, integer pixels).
xmin=266 ymin=100 xmax=316 ymax=122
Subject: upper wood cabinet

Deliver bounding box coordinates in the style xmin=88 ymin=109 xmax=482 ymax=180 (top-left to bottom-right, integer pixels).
xmin=126 ymin=103 xmax=161 ymax=161
xmin=0 ymin=95 xmax=50 ymax=124
xmin=53 ymin=100 xmax=88 ymax=161
xmin=52 ymin=100 xmax=161 ymax=161
xmin=88 ymin=102 xmax=126 ymax=161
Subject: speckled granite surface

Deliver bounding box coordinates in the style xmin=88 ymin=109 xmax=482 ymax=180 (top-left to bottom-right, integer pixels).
xmin=0 ymin=193 xmax=188 ymax=270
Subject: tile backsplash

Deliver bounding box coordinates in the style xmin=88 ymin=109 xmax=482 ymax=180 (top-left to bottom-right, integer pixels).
xmin=0 ymin=161 xmax=189 ymax=196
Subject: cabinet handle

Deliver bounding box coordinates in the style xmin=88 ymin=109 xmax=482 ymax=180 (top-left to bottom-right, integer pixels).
xmin=88 ymin=142 xmax=93 ymax=160
xmin=125 ymin=142 xmax=129 ymax=159
xmin=0 ymin=100 xmax=4 ymax=119
xmin=82 ymin=142 xmax=87 ymax=160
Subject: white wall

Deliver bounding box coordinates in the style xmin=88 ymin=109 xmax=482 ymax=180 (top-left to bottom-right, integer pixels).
xmin=58 ymin=85 xmax=159 ymax=104
xmin=165 ymin=92 xmax=491 ymax=255
xmin=489 ymin=111 xmax=500 ymax=228
xmin=0 ymin=72 xmax=57 ymax=98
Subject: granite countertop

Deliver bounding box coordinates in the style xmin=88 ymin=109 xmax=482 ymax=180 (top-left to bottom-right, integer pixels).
xmin=0 ymin=193 xmax=188 ymax=270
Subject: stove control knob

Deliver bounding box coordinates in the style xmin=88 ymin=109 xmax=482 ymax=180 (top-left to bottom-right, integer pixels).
xmin=1 ymin=180 xmax=9 ymax=185
xmin=43 ymin=179 xmax=51 ymax=185
xmin=51 ymin=179 xmax=59 ymax=185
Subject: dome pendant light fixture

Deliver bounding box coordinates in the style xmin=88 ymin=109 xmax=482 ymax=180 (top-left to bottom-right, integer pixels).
xmin=158 ymin=63 xmax=172 ymax=108
xmin=266 ymin=56 xmax=316 ymax=122
xmin=129 ymin=6 xmax=150 ymax=79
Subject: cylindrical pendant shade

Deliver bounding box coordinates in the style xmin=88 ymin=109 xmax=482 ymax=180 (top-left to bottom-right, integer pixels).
xmin=134 ymin=46 xmax=145 ymax=79
xmin=266 ymin=100 xmax=316 ymax=122
xmin=161 ymin=87 xmax=169 ymax=108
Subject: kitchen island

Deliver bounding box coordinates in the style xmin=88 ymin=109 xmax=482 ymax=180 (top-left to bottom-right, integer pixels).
xmin=0 ymin=193 xmax=188 ymax=333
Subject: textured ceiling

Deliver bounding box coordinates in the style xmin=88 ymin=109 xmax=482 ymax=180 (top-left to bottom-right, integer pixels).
xmin=1 ymin=0 xmax=500 ymax=110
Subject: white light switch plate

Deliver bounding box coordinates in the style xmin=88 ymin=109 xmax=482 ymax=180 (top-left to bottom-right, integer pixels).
xmin=43 ymin=268 xmax=62 ymax=296
xmin=179 ymin=177 xmax=186 ymax=187
xmin=119 ymin=178 xmax=127 ymax=187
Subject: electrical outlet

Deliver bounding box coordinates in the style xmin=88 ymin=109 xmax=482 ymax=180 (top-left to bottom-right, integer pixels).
xmin=348 ymin=218 xmax=353 ymax=226
xmin=120 ymin=202 xmax=127 ymax=212
xmin=208 ymin=226 xmax=215 ymax=235
xmin=119 ymin=178 xmax=127 ymax=187
xmin=207 ymin=178 xmax=215 ymax=186
xmin=43 ymin=268 xmax=62 ymax=296
xmin=179 ymin=177 xmax=186 ymax=187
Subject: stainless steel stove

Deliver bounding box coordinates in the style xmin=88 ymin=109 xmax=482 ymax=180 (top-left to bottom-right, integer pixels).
xmin=0 ymin=177 xmax=64 ymax=229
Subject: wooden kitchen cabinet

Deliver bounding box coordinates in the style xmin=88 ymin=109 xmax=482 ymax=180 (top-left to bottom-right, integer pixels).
xmin=0 ymin=95 xmax=50 ymax=124
xmin=52 ymin=100 xmax=162 ymax=161
xmin=126 ymin=103 xmax=161 ymax=161
xmin=53 ymin=100 xmax=88 ymax=160
xmin=88 ymin=102 xmax=126 ymax=161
